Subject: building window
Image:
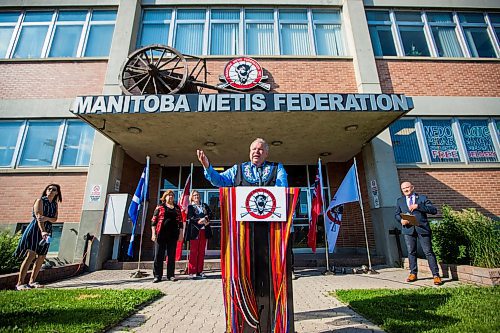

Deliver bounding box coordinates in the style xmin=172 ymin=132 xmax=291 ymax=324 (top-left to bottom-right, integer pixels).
xmin=1 ymin=9 xmax=116 ymax=59
xmin=395 ymin=11 xmax=430 ymax=56
xmin=366 ymin=10 xmax=499 ymax=59
xmin=0 ymin=119 xmax=95 ymax=169
xmin=458 ymin=13 xmax=497 ymax=58
xmin=426 ymin=12 xmax=464 ymax=57
xmin=19 ymin=121 xmax=61 ymax=167
xmin=137 ymin=10 xmax=171 ymax=48
xmin=389 ymin=119 xmax=422 ymax=163
xmin=174 ymin=9 xmax=205 ymax=55
xmin=139 ymin=7 xmax=345 ymax=57
xmin=59 ymin=121 xmax=95 ymax=166
xmin=0 ymin=121 xmax=23 ymax=167
xmin=312 ymin=10 xmax=344 ymax=56
xmin=0 ymin=11 xmax=21 ymax=58
xmin=279 ymin=10 xmax=312 ymax=55
xmin=366 ymin=11 xmax=397 ymax=56
xmin=422 ymin=119 xmax=461 ymax=163
xmin=83 ymin=10 xmax=117 ymax=57
xmin=210 ymin=9 xmax=240 ymax=55
xmin=245 ymin=9 xmax=275 ymax=55
xmin=459 ymin=119 xmax=498 ymax=162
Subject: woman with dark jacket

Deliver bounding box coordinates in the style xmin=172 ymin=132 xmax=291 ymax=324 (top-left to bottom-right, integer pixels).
xmin=185 ymin=190 xmax=212 ymax=278
xmin=151 ymin=189 xmax=183 ymax=283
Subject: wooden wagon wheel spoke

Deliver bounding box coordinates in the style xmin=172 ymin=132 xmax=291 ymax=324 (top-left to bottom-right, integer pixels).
xmin=124 ymin=72 xmax=148 ymax=80
xmin=154 ymin=48 xmax=167 ymax=67
xmin=156 ymin=76 xmax=175 ymax=93
xmin=128 ymin=74 xmax=150 ymax=91
xmin=140 ymin=76 xmax=152 ymax=94
xmin=152 ymin=76 xmax=159 ymax=94
xmin=119 ymin=45 xmax=188 ymax=95
xmin=157 ymin=57 xmax=180 ymax=71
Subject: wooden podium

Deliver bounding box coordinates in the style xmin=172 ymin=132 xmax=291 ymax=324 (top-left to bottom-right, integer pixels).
xmin=220 ymin=187 xmax=299 ymax=333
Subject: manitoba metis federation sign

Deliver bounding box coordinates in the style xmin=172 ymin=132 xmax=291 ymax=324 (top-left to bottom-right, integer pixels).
xmin=218 ymin=57 xmax=270 ymax=91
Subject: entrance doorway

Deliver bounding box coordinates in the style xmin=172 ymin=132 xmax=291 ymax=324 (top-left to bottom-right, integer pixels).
xmin=158 ymin=165 xmax=330 ymax=256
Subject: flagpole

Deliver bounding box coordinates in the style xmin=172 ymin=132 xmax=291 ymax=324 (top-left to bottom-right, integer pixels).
xmin=185 ymin=163 xmax=193 ymax=274
xmin=132 ymin=155 xmax=150 ymax=278
xmin=318 ymin=159 xmax=332 ymax=274
xmin=353 ymin=157 xmax=377 ymax=274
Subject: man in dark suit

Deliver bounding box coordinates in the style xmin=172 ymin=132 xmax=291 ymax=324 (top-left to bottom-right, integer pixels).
xmin=395 ymin=181 xmax=442 ymax=285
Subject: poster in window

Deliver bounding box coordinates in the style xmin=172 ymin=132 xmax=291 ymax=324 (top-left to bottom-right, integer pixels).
xmin=460 ymin=119 xmax=498 ymax=162
xmin=423 ymin=120 xmax=461 ymax=163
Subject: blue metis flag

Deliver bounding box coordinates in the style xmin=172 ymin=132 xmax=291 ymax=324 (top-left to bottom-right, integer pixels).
xmin=325 ymin=164 xmax=360 ymax=253
xmin=127 ymin=165 xmax=149 ymax=257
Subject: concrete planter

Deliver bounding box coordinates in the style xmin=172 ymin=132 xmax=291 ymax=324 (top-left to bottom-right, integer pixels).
xmin=0 ymin=263 xmax=84 ymax=290
xmin=403 ymin=258 xmax=499 ymax=286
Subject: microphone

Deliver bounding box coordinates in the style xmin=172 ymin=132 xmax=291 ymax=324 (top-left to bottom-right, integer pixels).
xmin=257 ymin=167 xmax=263 ymax=186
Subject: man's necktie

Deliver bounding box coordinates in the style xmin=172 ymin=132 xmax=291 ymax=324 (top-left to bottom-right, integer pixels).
xmin=409 ymin=196 xmax=414 ymax=206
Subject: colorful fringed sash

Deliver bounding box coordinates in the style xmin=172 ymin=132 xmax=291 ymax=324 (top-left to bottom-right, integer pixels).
xmin=220 ymin=187 xmax=299 ymax=333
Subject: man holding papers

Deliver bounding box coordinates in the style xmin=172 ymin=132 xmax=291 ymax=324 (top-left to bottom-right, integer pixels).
xmin=395 ymin=181 xmax=442 ymax=285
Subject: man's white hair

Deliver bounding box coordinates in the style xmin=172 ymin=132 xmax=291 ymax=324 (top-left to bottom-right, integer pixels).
xmin=250 ymin=138 xmax=269 ymax=152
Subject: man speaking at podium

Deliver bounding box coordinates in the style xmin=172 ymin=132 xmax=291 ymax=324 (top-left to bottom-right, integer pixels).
xmin=197 ymin=138 xmax=292 ymax=333
xmin=197 ymin=137 xmax=287 ymax=187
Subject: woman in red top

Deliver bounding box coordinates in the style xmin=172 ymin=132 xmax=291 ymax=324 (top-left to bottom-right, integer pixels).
xmin=151 ymin=190 xmax=183 ymax=282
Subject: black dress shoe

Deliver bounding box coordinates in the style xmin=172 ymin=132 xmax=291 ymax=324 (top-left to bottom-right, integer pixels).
xmin=152 ymin=277 xmax=161 ymax=283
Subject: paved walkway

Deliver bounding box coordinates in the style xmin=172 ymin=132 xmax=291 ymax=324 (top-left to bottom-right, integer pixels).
xmin=48 ymin=266 xmax=460 ymax=332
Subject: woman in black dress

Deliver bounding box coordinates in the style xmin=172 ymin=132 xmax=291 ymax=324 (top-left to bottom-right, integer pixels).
xmin=14 ymin=184 xmax=62 ymax=290
xmin=151 ymin=189 xmax=183 ymax=282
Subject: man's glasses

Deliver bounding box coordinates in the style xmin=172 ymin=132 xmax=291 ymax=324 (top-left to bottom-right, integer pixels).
xmin=48 ymin=188 xmax=58 ymax=192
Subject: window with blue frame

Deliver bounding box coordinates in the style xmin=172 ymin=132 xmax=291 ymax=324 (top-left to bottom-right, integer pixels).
xmin=366 ymin=11 xmax=397 ymax=56
xmin=422 ymin=119 xmax=461 ymax=163
xmin=459 ymin=119 xmax=498 ymax=162
xmin=0 ymin=12 xmax=20 ymax=58
xmin=395 ymin=11 xmax=430 ymax=57
xmin=60 ymin=121 xmax=95 ymax=166
xmin=458 ymin=13 xmax=497 ymax=58
xmin=137 ymin=9 xmax=171 ymax=48
xmin=138 ymin=8 xmax=345 ymax=56
xmin=366 ymin=10 xmax=499 ymax=59
xmin=1 ymin=9 xmax=116 ymax=59
xmin=0 ymin=119 xmax=95 ymax=169
xmin=245 ymin=9 xmax=275 ymax=55
xmin=0 ymin=121 xmax=23 ymax=167
xmin=427 ymin=12 xmax=464 ymax=57
xmin=312 ymin=10 xmax=344 ymax=56
xmin=389 ymin=119 xmax=422 ymax=163
xmin=174 ymin=9 xmax=205 ymax=55
xmin=279 ymin=9 xmax=312 ymax=56
xmin=210 ymin=9 xmax=240 ymax=55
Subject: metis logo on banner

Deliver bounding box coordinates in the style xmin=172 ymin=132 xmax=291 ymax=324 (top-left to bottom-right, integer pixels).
xmin=218 ymin=57 xmax=270 ymax=91
xmin=236 ymin=187 xmax=286 ymax=222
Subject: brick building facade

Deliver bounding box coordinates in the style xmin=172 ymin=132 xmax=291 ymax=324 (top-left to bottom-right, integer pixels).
xmin=0 ymin=0 xmax=498 ymax=270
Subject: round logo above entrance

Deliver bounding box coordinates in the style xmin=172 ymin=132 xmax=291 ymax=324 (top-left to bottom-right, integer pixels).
xmin=218 ymin=57 xmax=270 ymax=91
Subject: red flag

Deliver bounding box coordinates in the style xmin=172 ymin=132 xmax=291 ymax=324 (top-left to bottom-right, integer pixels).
xmin=175 ymin=174 xmax=191 ymax=261
xmin=307 ymin=161 xmax=323 ymax=253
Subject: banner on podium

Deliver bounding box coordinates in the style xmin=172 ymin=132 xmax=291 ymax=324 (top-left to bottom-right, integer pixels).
xmin=235 ymin=187 xmax=286 ymax=222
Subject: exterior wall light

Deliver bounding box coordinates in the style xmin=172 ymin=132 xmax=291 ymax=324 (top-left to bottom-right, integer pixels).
xmin=156 ymin=153 xmax=167 ymax=158
xmin=345 ymin=125 xmax=358 ymax=131
xmin=271 ymin=140 xmax=283 ymax=146
xmin=127 ymin=126 xmax=142 ymax=134
xmin=204 ymin=141 xmax=216 ymax=147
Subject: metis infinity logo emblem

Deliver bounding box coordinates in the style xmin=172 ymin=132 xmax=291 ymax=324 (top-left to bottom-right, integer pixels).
xmin=218 ymin=57 xmax=270 ymax=91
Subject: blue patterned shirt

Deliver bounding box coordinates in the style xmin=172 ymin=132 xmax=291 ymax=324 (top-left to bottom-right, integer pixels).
xmin=203 ymin=161 xmax=288 ymax=187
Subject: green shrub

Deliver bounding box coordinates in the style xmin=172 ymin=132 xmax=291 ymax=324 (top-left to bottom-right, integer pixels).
xmin=431 ymin=206 xmax=469 ymax=265
xmin=431 ymin=206 xmax=500 ymax=268
xmin=0 ymin=230 xmax=22 ymax=274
